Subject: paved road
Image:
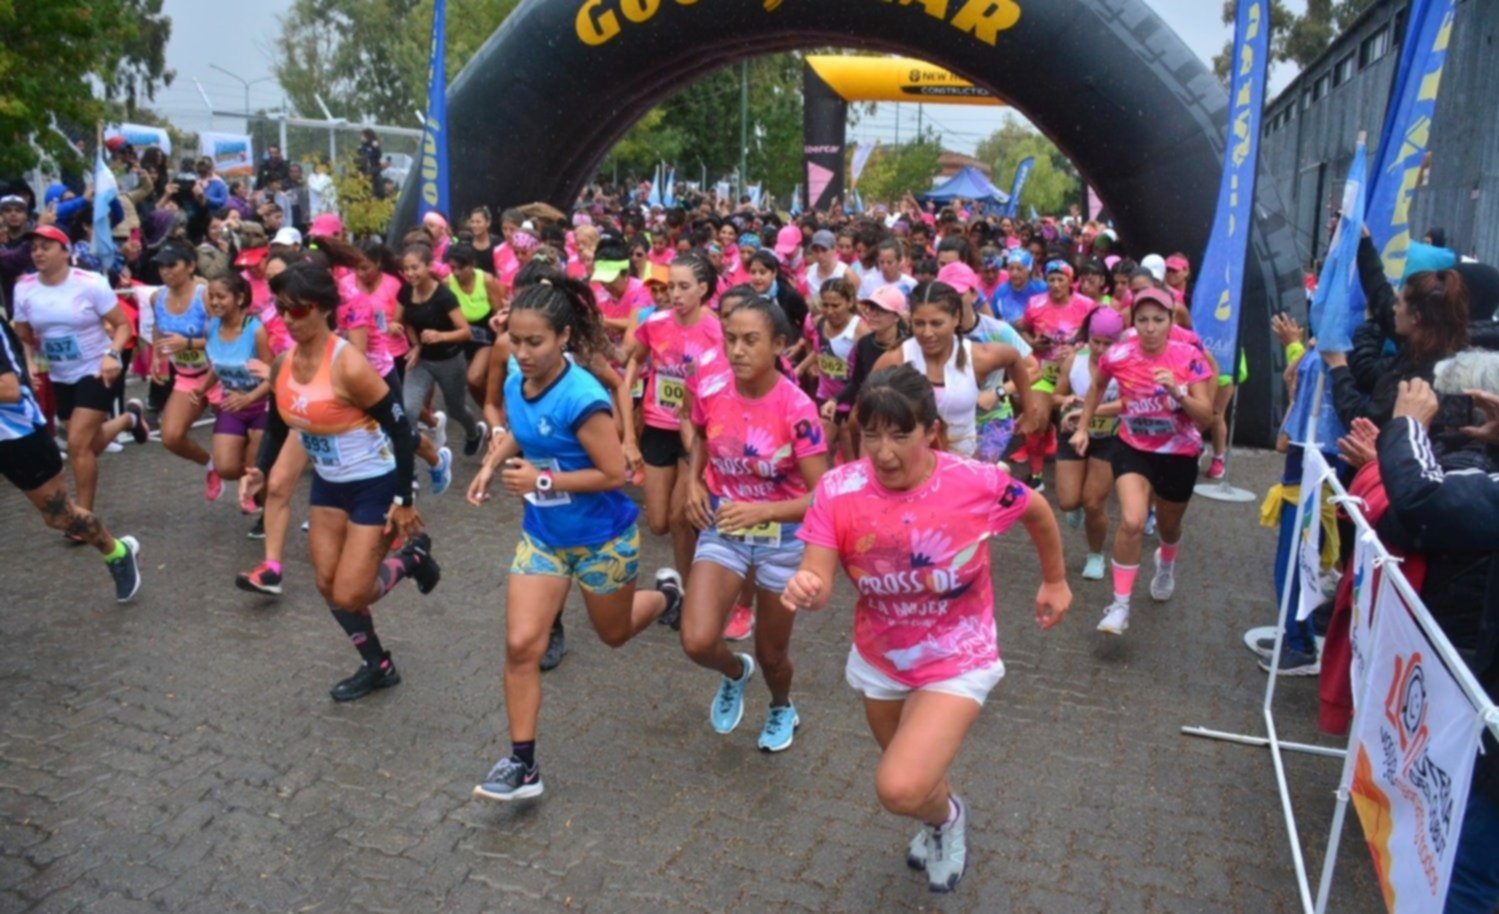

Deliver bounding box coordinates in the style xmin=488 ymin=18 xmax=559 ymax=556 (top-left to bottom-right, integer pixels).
xmin=0 ymin=431 xmax=1383 ymax=912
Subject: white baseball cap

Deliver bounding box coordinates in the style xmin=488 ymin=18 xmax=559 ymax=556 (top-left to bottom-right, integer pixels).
xmin=272 ymin=227 xmax=303 ymax=247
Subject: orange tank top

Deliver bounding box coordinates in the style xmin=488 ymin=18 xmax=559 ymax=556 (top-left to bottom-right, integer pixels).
xmin=275 ymin=336 xmax=394 ymax=481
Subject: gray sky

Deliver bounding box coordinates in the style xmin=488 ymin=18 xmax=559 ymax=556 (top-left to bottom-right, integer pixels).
xmin=153 ymin=0 xmax=1302 ymax=156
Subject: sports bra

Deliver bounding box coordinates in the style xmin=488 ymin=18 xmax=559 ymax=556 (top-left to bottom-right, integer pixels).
xmin=274 ymin=336 xmax=395 ymax=483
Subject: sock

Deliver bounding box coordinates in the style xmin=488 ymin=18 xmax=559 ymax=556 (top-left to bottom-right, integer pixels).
xmin=1111 ymin=562 xmax=1139 ymax=602
xmin=929 ymin=795 xmax=961 ymax=829
xmin=206 ymin=457 xmax=215 ymax=473
xmin=265 ymin=559 xmax=282 ymax=575
xmin=376 ymin=551 xmax=420 ymax=596
xmin=102 ymin=538 xmax=126 ymax=562
xmin=330 ymin=606 xmax=385 ymax=667
xmin=1159 ymin=541 xmax=1180 ymax=566
xmin=512 ymin=740 xmax=536 ymax=770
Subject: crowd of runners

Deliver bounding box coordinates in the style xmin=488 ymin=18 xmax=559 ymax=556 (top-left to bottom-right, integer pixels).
xmin=2 ymin=165 xmax=1495 ymax=904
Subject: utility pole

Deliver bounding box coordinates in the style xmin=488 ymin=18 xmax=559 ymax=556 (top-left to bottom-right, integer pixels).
xmin=209 ymin=64 xmax=274 ymax=131
xmin=739 ymin=60 xmax=748 ymax=202
xmin=895 ymin=105 xmax=901 ymax=145
xmin=917 ymin=103 xmax=923 ymax=142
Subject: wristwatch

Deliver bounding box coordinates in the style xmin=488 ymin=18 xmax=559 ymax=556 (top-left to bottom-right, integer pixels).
xmin=535 ymin=471 xmax=554 ymax=493
xmin=105 ymin=349 xmax=122 ymax=362
xmin=392 ymin=493 xmax=413 ymax=507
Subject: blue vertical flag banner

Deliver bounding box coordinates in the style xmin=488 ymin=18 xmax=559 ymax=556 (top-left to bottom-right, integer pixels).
xmin=1308 ymin=138 xmax=1368 ymax=353
xmin=648 ymin=164 xmax=662 ymax=207
xmin=1003 ymin=156 xmax=1035 ymax=218
xmin=418 ymin=0 xmax=449 ymax=219
xmin=663 ymin=167 xmax=676 ymax=208
xmin=91 ymin=149 xmax=118 ymax=266
xmin=789 ymin=184 xmax=802 ymax=216
xmin=1189 ymin=0 xmax=1270 ymax=371
xmin=1365 ymin=0 xmax=1455 ymax=283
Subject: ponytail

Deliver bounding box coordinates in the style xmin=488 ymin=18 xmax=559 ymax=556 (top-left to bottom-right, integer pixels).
xmin=508 ymin=275 xmax=612 ymax=365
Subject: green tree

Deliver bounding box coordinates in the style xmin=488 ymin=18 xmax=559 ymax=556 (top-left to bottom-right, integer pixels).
xmin=0 ymin=0 xmax=174 ymax=174
xmin=273 ymin=0 xmax=520 ymax=123
xmin=974 ymin=119 xmax=1080 ymax=215
xmin=855 ymin=134 xmax=942 ymax=207
xmin=1212 ymin=0 xmax=1377 ymax=82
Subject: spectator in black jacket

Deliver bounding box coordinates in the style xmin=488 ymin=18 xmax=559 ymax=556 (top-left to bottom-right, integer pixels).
xmin=1323 ymin=265 xmax=1471 ymax=429
xmin=254 ymin=145 xmax=291 ymax=192
xmin=1376 ymin=376 xmax=1499 ymax=914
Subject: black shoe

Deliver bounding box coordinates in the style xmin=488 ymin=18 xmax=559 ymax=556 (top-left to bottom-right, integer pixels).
xmin=247 ymin=516 xmax=266 ymax=540
xmin=330 ymin=655 xmax=401 ymax=702
xmin=107 ymin=535 xmax=142 ymax=604
xmin=1026 ymin=473 xmax=1046 ymax=493
xmin=540 ymin=619 xmax=567 ymax=672
xmin=398 ymin=533 xmax=441 ymax=594
xmin=124 ymin=398 xmax=151 ymax=444
xmin=655 ymin=568 xmax=683 ymax=631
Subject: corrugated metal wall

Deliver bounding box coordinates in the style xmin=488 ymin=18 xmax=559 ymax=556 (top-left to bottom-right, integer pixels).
xmin=1257 ymin=0 xmax=1497 ymax=273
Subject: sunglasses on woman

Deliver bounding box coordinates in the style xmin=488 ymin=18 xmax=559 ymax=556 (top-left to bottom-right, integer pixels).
xmin=275 ymin=298 xmax=317 ymax=320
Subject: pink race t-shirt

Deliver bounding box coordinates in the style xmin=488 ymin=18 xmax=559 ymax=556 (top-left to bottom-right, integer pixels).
xmin=799 ymin=453 xmax=1031 ymax=688
xmin=1020 ymin=293 xmax=1096 ymax=377
xmin=341 ymin=272 xmax=408 ymax=358
xmin=244 ymin=270 xmax=292 ymax=356
xmin=335 ymin=296 xmax=394 ymax=378
xmin=633 ymin=308 xmax=723 ymax=430
xmin=1096 ymin=336 xmax=1213 ymax=456
xmin=691 ymin=372 xmax=826 ymax=504
xmin=493 ymin=243 xmax=520 ymax=291
xmin=592 ymin=277 xmax=654 ymax=354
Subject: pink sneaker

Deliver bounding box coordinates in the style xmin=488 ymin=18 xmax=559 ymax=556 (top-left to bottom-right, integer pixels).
xmin=205 ymin=467 xmax=224 ymax=502
xmin=723 ymin=603 xmax=755 ymax=641
xmin=1206 ymin=454 xmax=1226 ymax=480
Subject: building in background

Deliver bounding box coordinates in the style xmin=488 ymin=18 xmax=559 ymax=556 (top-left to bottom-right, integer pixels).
xmin=1258 ymin=0 xmax=1499 ymax=269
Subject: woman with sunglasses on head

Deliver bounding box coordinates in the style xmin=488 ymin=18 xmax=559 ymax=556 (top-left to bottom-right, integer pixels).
xmin=1053 ymin=306 xmax=1125 ymax=581
xmin=146 ymin=241 xmax=223 ymax=499
xmin=467 ymin=276 xmax=680 ymax=802
xmin=1070 ymin=288 xmax=1214 ymax=635
xmin=620 ymin=252 xmax=725 ymax=610
xmin=680 ymin=295 xmax=828 ymax=750
xmin=870 ymin=282 xmax=1035 ymax=461
xmin=784 ymin=364 xmax=1070 ymax=894
xmin=255 ymin=261 xmax=440 ymax=701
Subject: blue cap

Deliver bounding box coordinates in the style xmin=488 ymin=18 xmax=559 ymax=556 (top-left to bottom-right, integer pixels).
xmin=739 ymin=233 xmax=762 ymax=250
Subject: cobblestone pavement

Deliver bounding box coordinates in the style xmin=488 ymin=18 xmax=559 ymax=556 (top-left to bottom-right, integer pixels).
xmin=0 ymin=432 xmax=1384 ymax=913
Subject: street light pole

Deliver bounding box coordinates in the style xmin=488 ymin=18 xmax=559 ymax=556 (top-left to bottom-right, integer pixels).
xmin=739 ymin=60 xmax=748 ymax=203
xmin=209 ymin=64 xmax=276 ymax=130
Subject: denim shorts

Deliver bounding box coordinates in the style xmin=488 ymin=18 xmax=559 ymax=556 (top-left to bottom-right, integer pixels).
xmin=693 ymin=523 xmax=806 ymax=593
xmin=510 ymin=522 xmax=640 ymax=595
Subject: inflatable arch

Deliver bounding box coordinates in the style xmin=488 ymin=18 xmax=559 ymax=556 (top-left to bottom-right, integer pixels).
xmin=395 ymin=0 xmax=1302 ymax=444
xmin=803 ymin=55 xmax=1003 ymax=210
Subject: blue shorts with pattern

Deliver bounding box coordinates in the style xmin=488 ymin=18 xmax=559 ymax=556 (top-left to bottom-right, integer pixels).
xmin=509 ymin=522 xmax=640 ymax=595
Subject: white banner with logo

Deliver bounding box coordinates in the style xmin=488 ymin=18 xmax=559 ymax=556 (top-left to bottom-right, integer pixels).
xmin=1296 ymin=454 xmax=1325 ymax=621
xmin=106 ymin=123 xmax=172 ymax=155
xmin=1347 ymin=530 xmax=1379 ymax=703
xmin=1348 ymin=576 xmax=1480 ymax=913
xmin=199 ymin=132 xmax=254 ymax=179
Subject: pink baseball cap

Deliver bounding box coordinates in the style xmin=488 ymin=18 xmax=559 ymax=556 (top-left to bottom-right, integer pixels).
xmin=1165 ymin=255 xmax=1190 ymax=272
xmin=309 ymin=213 xmax=344 ymax=238
xmin=773 ymin=224 xmax=802 ymax=257
xmin=1086 ymin=306 xmax=1125 ymax=340
xmin=936 ymin=261 xmax=979 ymax=295
xmin=860 ymin=284 xmax=910 ymax=317
xmin=1132 ymin=287 xmax=1176 ymax=314
xmin=23 ymin=225 xmax=70 ymax=247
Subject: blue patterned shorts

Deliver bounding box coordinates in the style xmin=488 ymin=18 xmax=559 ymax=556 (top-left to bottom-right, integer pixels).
xmin=509 ymin=522 xmax=640 ymax=595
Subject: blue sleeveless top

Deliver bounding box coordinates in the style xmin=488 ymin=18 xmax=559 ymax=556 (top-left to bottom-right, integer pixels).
xmin=154 ymin=285 xmax=210 ymax=373
xmin=206 ymin=315 xmax=262 ymax=393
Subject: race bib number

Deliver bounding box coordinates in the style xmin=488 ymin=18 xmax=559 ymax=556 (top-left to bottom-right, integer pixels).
xmin=1124 ymin=417 xmax=1174 ymax=437
xmin=654 ymin=375 xmax=686 ymax=411
xmin=1039 ymin=360 xmax=1062 ymax=385
xmin=523 ymin=457 xmax=572 ymax=507
xmin=631 ymin=377 xmax=645 ymax=400
xmin=43 ymin=334 xmax=83 ymax=363
xmin=1089 ymin=415 xmax=1119 ymax=436
xmin=172 ymin=347 xmax=207 ymax=369
xmin=723 ymin=520 xmax=783 ymax=548
xmin=817 ymin=353 xmax=848 ymax=380
xmin=301 ymin=433 xmax=343 ymax=468
xmin=217 ymin=364 xmax=256 ymax=392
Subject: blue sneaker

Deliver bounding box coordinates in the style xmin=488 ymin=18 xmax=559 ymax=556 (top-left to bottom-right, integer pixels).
xmin=429 ymin=447 xmax=453 ymax=496
xmin=472 ymin=756 xmax=543 ymax=802
xmin=710 ymin=653 xmax=755 ymax=734
xmin=1144 ymin=507 xmax=1157 ymax=538
xmin=757 ymin=703 xmax=799 ymax=752
xmin=1064 ymin=508 xmax=1083 ymax=530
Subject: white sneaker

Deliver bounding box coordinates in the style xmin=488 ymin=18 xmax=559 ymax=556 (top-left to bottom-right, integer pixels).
xmin=924 ymin=795 xmax=968 ymax=893
xmin=431 ymin=410 xmax=448 ymax=453
xmin=1149 ymin=548 xmax=1175 ymax=602
xmin=1082 ymin=553 xmax=1106 ymax=580
xmin=1097 ymin=599 xmax=1130 ymax=635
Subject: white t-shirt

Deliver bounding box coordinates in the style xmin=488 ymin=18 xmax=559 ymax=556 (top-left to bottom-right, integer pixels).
xmin=805 ymin=259 xmax=849 ymax=300
xmin=858 ymin=270 xmax=916 ymax=302
xmin=13 ymin=269 xmax=118 ymax=384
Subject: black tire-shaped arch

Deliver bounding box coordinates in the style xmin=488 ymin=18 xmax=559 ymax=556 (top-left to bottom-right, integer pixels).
xmin=395 ymin=0 xmax=1302 ymax=444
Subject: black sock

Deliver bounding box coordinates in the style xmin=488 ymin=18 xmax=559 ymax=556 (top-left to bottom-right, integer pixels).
xmin=330 ymin=605 xmax=386 ymax=667
xmin=550 ymin=615 xmax=564 ymax=636
xmin=512 ymin=740 xmax=536 ymax=770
